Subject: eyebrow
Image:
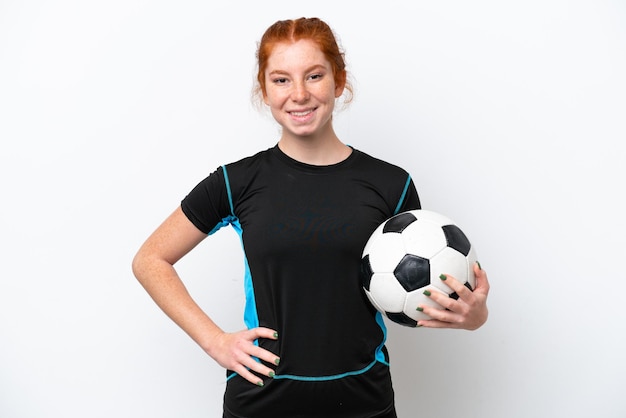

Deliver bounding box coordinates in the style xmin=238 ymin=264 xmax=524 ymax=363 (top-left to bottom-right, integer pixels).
xmin=268 ymin=64 xmax=328 ymax=77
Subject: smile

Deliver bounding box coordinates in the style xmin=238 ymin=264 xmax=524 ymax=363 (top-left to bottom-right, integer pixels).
xmin=289 ymin=108 xmax=316 ymax=117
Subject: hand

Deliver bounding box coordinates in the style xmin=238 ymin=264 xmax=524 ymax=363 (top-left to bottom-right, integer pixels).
xmin=207 ymin=327 xmax=280 ymax=386
xmin=417 ymin=262 xmax=489 ymax=330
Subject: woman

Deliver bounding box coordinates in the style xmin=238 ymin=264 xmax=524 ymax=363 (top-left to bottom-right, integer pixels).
xmin=132 ymin=17 xmax=489 ymax=418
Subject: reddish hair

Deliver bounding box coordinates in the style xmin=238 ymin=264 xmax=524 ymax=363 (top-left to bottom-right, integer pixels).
xmin=254 ymin=17 xmax=353 ymax=104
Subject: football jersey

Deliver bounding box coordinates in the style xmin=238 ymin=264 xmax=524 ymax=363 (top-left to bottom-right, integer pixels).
xmin=181 ymin=145 xmax=420 ymax=417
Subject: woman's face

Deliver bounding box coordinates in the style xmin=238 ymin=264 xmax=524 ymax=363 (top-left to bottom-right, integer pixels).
xmin=263 ymin=39 xmax=345 ymax=141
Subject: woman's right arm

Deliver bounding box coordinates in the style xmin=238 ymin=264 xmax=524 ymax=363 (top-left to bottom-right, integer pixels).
xmin=131 ymin=206 xmax=279 ymax=386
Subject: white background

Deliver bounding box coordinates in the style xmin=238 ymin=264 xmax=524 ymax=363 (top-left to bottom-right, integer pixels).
xmin=1 ymin=1 xmax=625 ymax=417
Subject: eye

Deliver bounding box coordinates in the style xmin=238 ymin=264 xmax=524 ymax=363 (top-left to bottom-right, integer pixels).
xmin=272 ymin=77 xmax=288 ymax=84
xmin=309 ymin=73 xmax=323 ymax=81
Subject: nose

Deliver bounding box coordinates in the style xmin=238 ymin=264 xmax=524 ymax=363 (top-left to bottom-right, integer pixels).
xmin=291 ymin=81 xmax=310 ymax=103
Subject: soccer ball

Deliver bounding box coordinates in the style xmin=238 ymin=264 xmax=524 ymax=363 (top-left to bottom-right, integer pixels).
xmin=360 ymin=209 xmax=477 ymax=327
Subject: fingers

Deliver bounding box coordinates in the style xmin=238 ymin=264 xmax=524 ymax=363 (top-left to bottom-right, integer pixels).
xmin=247 ymin=328 xmax=282 ymax=370
xmin=238 ymin=328 xmax=281 ymax=386
xmin=209 ymin=327 xmax=280 ymax=386
xmin=416 ymin=262 xmax=489 ymax=330
xmin=473 ymin=262 xmax=490 ymax=295
xmin=418 ymin=285 xmax=465 ymax=329
xmin=440 ymin=272 xmax=473 ymax=304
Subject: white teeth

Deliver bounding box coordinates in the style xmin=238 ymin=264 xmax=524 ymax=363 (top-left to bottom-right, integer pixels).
xmin=290 ymin=110 xmax=312 ymax=116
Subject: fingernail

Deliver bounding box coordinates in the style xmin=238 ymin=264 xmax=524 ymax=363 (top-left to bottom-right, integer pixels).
xmin=256 ymin=381 xmax=264 ymax=387
xmin=273 ymin=332 xmax=279 ymax=338
xmin=439 ymin=274 xmax=447 ymax=281
xmin=274 ymin=358 xmax=281 ymax=366
xmin=423 ymin=289 xmax=431 ymax=296
xmin=476 ymin=261 xmax=482 ymax=270
xmin=268 ymin=371 xmax=275 ymax=378
xmin=416 ymin=306 xmax=424 ymax=312
xmin=416 ymin=322 xmax=422 ymax=328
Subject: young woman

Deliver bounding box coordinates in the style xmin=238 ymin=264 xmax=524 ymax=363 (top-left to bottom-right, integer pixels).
xmin=132 ymin=17 xmax=489 ymax=418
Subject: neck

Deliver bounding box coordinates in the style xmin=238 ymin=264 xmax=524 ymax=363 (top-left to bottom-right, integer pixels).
xmin=278 ymin=129 xmax=351 ymax=166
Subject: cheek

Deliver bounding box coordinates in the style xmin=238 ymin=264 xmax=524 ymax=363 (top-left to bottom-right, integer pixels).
xmin=263 ymin=86 xmax=287 ymax=107
xmin=263 ymin=91 xmax=278 ymax=108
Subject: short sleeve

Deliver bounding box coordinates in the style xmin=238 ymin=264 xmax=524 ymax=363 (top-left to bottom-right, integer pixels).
xmin=180 ymin=166 xmax=233 ymax=235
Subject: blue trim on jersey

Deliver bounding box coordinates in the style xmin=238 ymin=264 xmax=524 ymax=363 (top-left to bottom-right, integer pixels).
xmin=221 ymin=165 xmax=260 ymax=331
xmin=394 ymin=174 xmax=412 ymax=215
xmin=222 ymin=165 xmax=235 ymax=215
xmin=227 ymin=358 xmax=388 ymax=383
xmin=374 ymin=311 xmax=390 ymax=366
xmin=273 ymin=360 xmax=378 ymax=382
xmin=222 ymin=165 xmax=262 ymax=384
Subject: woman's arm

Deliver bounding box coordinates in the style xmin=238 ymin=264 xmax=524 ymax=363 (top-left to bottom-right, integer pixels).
xmin=132 ymin=206 xmax=279 ymax=386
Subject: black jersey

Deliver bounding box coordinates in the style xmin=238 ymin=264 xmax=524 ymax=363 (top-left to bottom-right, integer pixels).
xmin=181 ymin=145 xmax=420 ymax=418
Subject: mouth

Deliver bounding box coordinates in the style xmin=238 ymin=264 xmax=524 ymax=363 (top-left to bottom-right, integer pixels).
xmin=288 ymin=108 xmax=317 ymax=119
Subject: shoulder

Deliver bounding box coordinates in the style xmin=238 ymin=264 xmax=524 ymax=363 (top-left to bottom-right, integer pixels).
xmin=225 ymin=147 xmax=273 ymax=170
xmin=352 ymin=148 xmax=411 ymax=177
xmin=220 ymin=147 xmax=277 ymax=189
xmin=351 ymin=148 xmax=420 ymax=212
xmin=183 ymin=147 xmax=274 ymax=207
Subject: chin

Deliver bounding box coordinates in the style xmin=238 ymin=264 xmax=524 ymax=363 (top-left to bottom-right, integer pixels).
xmin=286 ymin=127 xmax=318 ymax=138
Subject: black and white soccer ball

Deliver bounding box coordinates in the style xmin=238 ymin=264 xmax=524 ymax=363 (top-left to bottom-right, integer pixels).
xmin=360 ymin=209 xmax=477 ymax=327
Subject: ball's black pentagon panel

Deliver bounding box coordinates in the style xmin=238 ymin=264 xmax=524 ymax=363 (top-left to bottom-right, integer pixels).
xmin=442 ymin=224 xmax=471 ymax=256
xmin=383 ymin=212 xmax=417 ymax=234
xmin=393 ymin=254 xmax=430 ymax=291
xmin=360 ymin=255 xmax=374 ymax=291
xmin=386 ymin=311 xmax=418 ymax=327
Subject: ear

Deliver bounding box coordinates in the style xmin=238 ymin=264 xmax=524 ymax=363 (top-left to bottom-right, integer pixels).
xmin=335 ymin=70 xmax=347 ymax=98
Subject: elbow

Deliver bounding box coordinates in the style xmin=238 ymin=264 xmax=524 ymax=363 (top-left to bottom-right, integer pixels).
xmin=131 ymin=250 xmax=147 ymax=283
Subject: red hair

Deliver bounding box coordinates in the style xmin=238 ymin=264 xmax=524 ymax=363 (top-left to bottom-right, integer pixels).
xmin=254 ymin=17 xmax=353 ymax=103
